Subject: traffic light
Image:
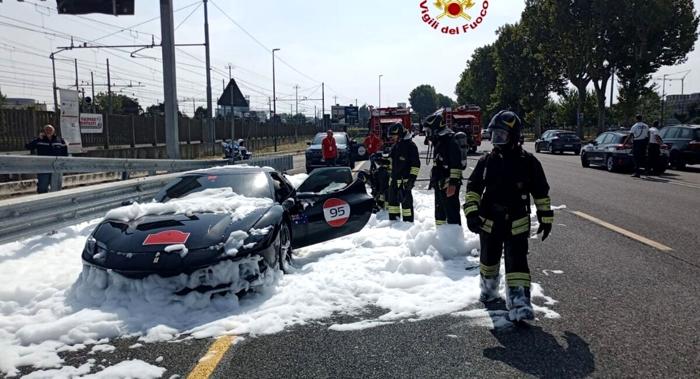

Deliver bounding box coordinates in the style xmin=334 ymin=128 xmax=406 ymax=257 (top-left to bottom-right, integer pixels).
xmin=56 ymin=0 xmax=134 ymax=15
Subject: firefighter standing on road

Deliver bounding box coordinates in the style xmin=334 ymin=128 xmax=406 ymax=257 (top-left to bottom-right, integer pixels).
xmin=387 ymin=123 xmax=420 ymax=222
xmin=424 ymin=113 xmax=464 ymax=226
xmin=463 ymin=111 xmax=553 ymax=322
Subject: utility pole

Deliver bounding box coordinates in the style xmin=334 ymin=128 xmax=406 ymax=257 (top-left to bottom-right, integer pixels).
xmin=322 ymin=82 xmax=325 ymax=128
xmin=74 ymin=59 xmax=79 ymax=92
xmin=333 ymin=95 xmax=338 ymax=105
xmin=160 ymin=0 xmax=180 ymax=159
xmin=294 ymin=85 xmax=299 ymax=115
xmin=90 ymin=71 xmax=96 ymax=113
xmin=272 ymin=49 xmax=280 ymax=153
xmin=203 ymin=0 xmax=214 ymax=151
xmin=106 ymin=59 xmax=112 ymax=115
xmin=378 ymin=74 xmax=383 ymax=108
xmin=228 ymin=64 xmax=235 ymax=140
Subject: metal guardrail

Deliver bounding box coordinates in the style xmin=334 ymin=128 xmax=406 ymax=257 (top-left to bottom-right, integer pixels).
xmin=0 ymin=155 xmax=293 ymax=245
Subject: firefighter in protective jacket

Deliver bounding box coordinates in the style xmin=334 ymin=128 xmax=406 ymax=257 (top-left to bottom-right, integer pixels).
xmin=424 ymin=113 xmax=464 ymax=226
xmin=387 ymin=122 xmax=420 ymax=222
xmin=463 ymin=110 xmax=553 ymax=322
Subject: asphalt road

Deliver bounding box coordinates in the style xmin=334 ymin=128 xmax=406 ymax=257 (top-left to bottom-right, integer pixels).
xmin=12 ymin=138 xmax=700 ymax=378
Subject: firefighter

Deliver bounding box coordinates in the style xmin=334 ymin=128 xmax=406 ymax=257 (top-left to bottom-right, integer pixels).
xmin=463 ymin=110 xmax=553 ymax=322
xmin=387 ymin=122 xmax=420 ymax=222
xmin=424 ymin=113 xmax=464 ymax=226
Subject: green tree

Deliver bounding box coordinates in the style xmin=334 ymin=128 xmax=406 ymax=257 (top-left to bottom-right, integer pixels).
xmin=93 ymin=92 xmax=142 ymax=115
xmin=615 ymin=0 xmax=699 ymax=121
xmin=194 ymin=106 xmax=208 ymax=120
xmin=491 ymin=24 xmax=526 ymax=116
xmin=409 ymin=84 xmax=438 ymax=118
xmin=436 ymin=93 xmax=456 ymax=108
xmin=455 ymin=44 xmax=497 ymax=112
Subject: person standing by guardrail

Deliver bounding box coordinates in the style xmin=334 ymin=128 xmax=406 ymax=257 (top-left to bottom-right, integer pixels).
xmin=25 ymin=124 xmax=68 ymax=193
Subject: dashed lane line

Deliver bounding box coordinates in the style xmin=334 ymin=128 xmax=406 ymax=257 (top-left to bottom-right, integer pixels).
xmin=570 ymin=210 xmax=673 ymax=252
xmin=187 ymin=335 xmax=236 ymax=379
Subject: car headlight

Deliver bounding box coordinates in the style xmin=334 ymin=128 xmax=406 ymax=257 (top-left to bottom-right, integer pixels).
xmin=84 ymin=235 xmax=108 ymax=263
xmin=241 ymin=226 xmax=276 ymax=251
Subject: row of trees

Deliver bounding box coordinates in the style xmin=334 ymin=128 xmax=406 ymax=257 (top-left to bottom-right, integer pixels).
xmin=455 ymin=0 xmax=699 ymax=136
xmin=408 ymin=84 xmax=457 ymax=119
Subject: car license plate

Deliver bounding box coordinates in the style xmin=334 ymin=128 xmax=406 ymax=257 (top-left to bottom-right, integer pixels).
xmin=565 ymin=145 xmax=573 ymax=147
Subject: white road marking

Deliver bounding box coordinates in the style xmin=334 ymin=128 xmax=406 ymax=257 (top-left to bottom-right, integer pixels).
xmin=570 ymin=210 xmax=674 ymax=252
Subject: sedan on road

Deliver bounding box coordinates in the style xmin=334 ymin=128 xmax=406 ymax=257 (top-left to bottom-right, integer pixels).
xmin=81 ymin=166 xmax=374 ymax=295
xmin=659 ymin=124 xmax=700 ymax=169
xmin=581 ymin=131 xmax=668 ymax=173
xmin=535 ymin=130 xmax=582 ymax=155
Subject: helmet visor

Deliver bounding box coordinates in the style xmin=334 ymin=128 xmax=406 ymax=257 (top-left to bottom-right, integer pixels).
xmin=491 ymin=129 xmax=510 ymax=145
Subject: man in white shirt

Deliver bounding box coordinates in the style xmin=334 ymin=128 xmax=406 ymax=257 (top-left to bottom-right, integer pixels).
xmin=630 ymin=114 xmax=649 ymax=177
xmin=647 ymin=121 xmax=662 ymax=174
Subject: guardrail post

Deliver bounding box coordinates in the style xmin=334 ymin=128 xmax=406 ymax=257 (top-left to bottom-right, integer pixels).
xmin=122 ymin=171 xmax=130 ymax=180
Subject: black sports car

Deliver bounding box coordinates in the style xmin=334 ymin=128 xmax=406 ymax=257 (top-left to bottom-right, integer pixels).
xmin=81 ymin=166 xmax=374 ymax=294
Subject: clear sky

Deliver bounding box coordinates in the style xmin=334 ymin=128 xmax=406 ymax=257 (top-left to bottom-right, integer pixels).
xmin=0 ymin=0 xmax=698 ymax=116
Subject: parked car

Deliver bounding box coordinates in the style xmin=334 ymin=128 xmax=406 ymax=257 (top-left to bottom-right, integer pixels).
xmin=659 ymin=124 xmax=700 ymax=169
xmin=481 ymin=128 xmax=490 ymax=141
xmin=535 ymin=130 xmax=582 ymax=154
xmin=81 ymin=166 xmax=374 ymax=295
xmin=580 ymin=131 xmax=668 ymax=173
xmin=305 ymin=132 xmax=356 ymax=173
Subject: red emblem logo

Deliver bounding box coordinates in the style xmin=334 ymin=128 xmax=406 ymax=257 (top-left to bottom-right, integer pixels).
xmin=143 ymin=230 xmax=191 ymax=246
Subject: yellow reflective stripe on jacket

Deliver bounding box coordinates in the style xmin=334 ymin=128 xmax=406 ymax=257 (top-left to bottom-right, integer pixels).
xmin=410 ymin=167 xmax=420 ymax=176
xmin=541 ymin=216 xmax=554 ymax=224
xmin=534 ymin=197 xmax=552 ymax=211
xmin=463 ymin=205 xmax=478 ymax=215
xmin=480 ymin=217 xmax=493 ymax=233
xmin=465 ymin=191 xmax=481 ymax=204
xmin=450 ymin=168 xmax=462 ymax=179
xmin=511 ymin=216 xmax=530 ymax=235
xmin=480 ymin=263 xmax=500 ymax=277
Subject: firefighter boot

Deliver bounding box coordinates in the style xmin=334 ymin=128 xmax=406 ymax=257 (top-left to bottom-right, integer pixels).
xmin=479 ymin=275 xmax=501 ymax=303
xmin=506 ymin=286 xmax=534 ymax=322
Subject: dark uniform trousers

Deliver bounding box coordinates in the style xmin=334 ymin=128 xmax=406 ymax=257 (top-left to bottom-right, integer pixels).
xmin=434 ymin=180 xmax=461 ymax=226
xmin=478 ymin=216 xmax=531 ymax=287
xmin=388 ymin=179 xmax=415 ymax=222
xmin=387 ymin=139 xmax=420 ymax=222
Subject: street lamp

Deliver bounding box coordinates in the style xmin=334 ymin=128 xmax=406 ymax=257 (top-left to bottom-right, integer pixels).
xmin=378 ymin=74 xmax=383 ymax=108
xmin=272 ymin=48 xmax=280 ymax=117
xmin=272 ymin=48 xmax=280 ymax=152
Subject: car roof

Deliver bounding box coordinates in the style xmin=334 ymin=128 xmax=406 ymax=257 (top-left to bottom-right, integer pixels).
xmin=669 ymin=124 xmax=700 ymax=129
xmin=185 ymin=166 xmax=273 ymax=176
xmin=548 ymin=130 xmax=576 ymax=133
xmin=315 ymin=131 xmax=348 ymax=136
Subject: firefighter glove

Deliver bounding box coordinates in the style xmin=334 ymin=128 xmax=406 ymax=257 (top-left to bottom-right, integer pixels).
xmin=536 ymin=211 xmax=553 ymax=241
xmin=467 ymin=215 xmax=482 ymax=234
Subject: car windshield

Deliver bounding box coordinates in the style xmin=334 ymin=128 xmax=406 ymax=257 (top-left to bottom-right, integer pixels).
xmin=557 ymin=133 xmax=578 ymax=139
xmin=312 ymin=134 xmax=348 ymax=145
xmin=155 ymin=172 xmax=271 ymax=202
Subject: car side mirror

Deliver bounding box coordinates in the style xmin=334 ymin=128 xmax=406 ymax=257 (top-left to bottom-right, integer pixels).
xmin=282 ymin=198 xmax=295 ymax=210
xmin=589 ymin=140 xmax=597 ymax=145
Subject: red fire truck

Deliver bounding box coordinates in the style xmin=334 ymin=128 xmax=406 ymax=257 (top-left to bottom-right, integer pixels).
xmin=369 ymin=107 xmax=413 ymax=148
xmin=441 ymin=105 xmax=482 ymax=152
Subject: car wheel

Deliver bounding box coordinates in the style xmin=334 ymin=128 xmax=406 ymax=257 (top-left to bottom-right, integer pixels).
xmin=574 ymin=149 xmax=581 ymax=155
xmin=535 ymin=143 xmax=540 ymax=153
xmin=606 ymin=155 xmax=616 ymax=172
xmin=581 ymin=153 xmax=590 ymax=168
xmin=670 ymin=152 xmax=686 ymax=170
xmin=277 ymin=222 xmax=292 ymax=273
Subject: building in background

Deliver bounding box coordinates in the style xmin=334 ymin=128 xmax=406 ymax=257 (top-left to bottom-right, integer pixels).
xmin=217 ymin=79 xmax=250 ymax=118
xmin=1 ymin=98 xmax=47 ymax=111
xmin=665 ymin=92 xmax=700 ymax=124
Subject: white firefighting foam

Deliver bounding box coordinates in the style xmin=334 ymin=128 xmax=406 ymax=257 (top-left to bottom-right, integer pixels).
xmin=0 ymin=178 xmax=560 ymax=376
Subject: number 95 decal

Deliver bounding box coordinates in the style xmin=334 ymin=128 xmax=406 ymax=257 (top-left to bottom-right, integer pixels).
xmin=323 ymin=198 xmax=351 ymax=228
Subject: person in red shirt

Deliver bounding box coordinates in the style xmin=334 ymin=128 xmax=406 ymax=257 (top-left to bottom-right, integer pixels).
xmin=363 ymin=132 xmax=383 ymax=156
xmin=322 ymin=130 xmax=338 ymax=166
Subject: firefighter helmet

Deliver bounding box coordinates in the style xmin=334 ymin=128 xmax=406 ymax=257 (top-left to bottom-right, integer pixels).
xmin=488 ymin=110 xmax=522 ymax=147
xmin=423 ymin=111 xmax=449 ymax=142
xmin=388 ymin=122 xmax=405 ymax=138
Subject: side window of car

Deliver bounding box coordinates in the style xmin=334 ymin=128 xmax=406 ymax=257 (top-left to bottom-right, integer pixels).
xmin=602 ymin=134 xmax=616 ymax=144
xmin=664 ymin=127 xmax=679 ymax=139
xmin=542 ymin=131 xmax=550 ymax=139
xmin=678 ymin=128 xmax=692 ymax=139
xmin=595 ymin=134 xmax=607 ymax=144
xmin=269 ymin=173 xmax=294 ymax=202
